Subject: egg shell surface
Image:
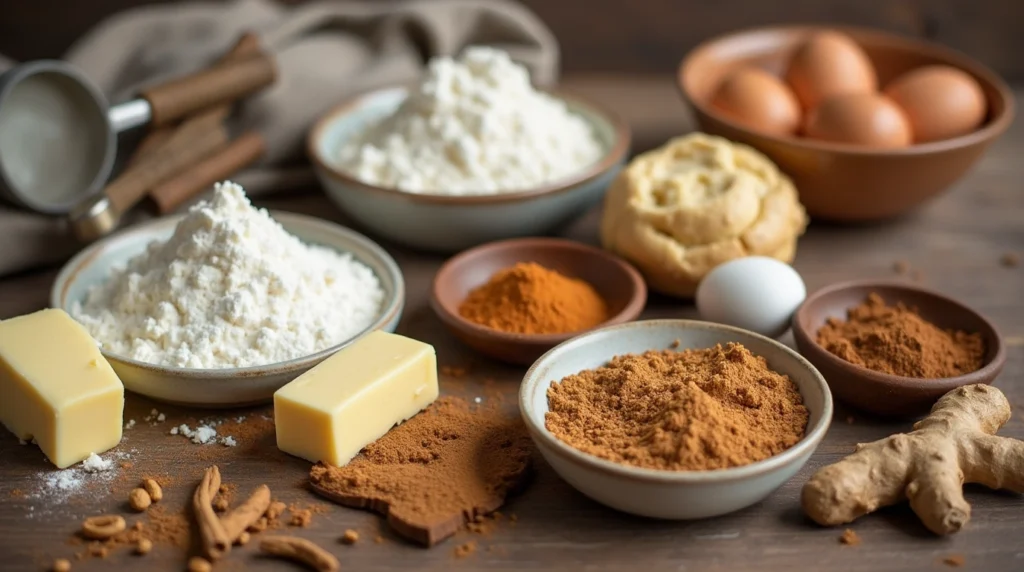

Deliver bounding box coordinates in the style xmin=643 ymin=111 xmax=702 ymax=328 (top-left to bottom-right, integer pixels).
xmin=695 ymin=256 xmax=806 ymax=338
xmin=709 ymin=66 xmax=802 ymax=136
xmin=784 ymin=30 xmax=878 ymax=110
xmin=804 ymin=93 xmax=911 ymax=148
xmin=884 ymin=65 xmax=988 ymax=143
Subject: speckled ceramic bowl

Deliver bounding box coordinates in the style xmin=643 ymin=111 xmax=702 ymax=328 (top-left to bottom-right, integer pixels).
xmin=308 ymin=86 xmax=631 ymax=252
xmin=51 ymin=211 xmax=404 ymax=408
xmin=520 ymin=319 xmax=832 ymax=519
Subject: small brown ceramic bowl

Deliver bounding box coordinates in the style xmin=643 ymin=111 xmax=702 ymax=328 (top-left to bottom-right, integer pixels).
xmin=677 ymin=25 xmax=1014 ymax=221
xmin=431 ymin=238 xmax=647 ymax=365
xmin=792 ymin=280 xmax=1006 ymax=417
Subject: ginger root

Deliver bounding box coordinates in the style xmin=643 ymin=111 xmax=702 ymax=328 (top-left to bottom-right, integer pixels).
xmin=802 ymin=384 xmax=1024 ymax=535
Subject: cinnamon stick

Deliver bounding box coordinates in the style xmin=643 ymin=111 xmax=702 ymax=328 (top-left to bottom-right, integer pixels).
xmin=259 ymin=536 xmax=340 ymax=572
xmin=128 ymin=32 xmax=262 ymax=166
xmin=220 ymin=484 xmax=271 ymax=543
xmin=192 ymin=466 xmax=231 ymax=560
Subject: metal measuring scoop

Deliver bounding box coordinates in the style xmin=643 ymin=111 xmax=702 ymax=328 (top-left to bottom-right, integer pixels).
xmin=0 ymin=53 xmax=275 ymax=215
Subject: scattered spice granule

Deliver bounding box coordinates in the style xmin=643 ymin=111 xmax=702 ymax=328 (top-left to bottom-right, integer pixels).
xmin=10 ymin=488 xmax=26 ymax=499
xmin=839 ymin=529 xmax=860 ymax=546
xmin=119 ymin=461 xmax=133 ymax=470
xmin=1001 ymin=252 xmax=1019 ymax=268
xmin=509 ymin=514 xmax=518 ymax=523
xmin=892 ymin=260 xmax=909 ymax=274
xmin=374 ymin=535 xmax=384 ymax=544
xmin=440 ymin=365 xmax=469 ymax=378
xmin=943 ymin=554 xmax=965 ymax=567
xmin=289 ymin=509 xmax=312 ymax=527
xmin=341 ymin=529 xmax=359 ymax=545
xmin=453 ymin=541 xmax=477 ymax=558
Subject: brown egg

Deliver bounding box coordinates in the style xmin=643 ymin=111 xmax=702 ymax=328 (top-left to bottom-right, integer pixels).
xmin=784 ymin=31 xmax=878 ymax=110
xmin=884 ymin=65 xmax=987 ymax=143
xmin=804 ymin=93 xmax=911 ymax=148
xmin=709 ymin=67 xmax=802 ymax=135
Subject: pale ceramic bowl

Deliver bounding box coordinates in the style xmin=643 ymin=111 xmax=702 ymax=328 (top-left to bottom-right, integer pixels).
xmin=308 ymin=86 xmax=631 ymax=253
xmin=51 ymin=211 xmax=404 ymax=408
xmin=520 ymin=319 xmax=833 ymax=519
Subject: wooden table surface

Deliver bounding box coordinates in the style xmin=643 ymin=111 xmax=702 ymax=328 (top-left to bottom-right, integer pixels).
xmin=1 ymin=77 xmax=1022 ymax=572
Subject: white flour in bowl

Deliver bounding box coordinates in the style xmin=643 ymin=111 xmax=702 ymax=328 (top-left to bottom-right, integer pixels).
xmin=71 ymin=181 xmax=384 ymax=369
xmin=336 ymin=46 xmax=604 ymax=195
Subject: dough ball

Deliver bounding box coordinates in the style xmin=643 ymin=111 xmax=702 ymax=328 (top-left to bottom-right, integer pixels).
xmin=600 ymin=133 xmax=808 ymax=298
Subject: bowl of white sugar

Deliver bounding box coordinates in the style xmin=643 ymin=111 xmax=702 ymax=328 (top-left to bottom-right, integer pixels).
xmin=51 ymin=182 xmax=405 ymax=407
xmin=308 ymin=47 xmax=631 ymax=253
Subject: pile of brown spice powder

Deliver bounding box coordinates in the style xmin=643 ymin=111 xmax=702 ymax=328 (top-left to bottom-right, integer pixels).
xmin=458 ymin=262 xmax=609 ymax=335
xmin=544 ymin=343 xmax=809 ymax=471
xmin=816 ymin=293 xmax=985 ymax=378
xmin=309 ymin=397 xmax=533 ymax=547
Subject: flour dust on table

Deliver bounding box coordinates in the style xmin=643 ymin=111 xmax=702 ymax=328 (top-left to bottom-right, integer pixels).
xmin=71 ymin=181 xmax=385 ymax=369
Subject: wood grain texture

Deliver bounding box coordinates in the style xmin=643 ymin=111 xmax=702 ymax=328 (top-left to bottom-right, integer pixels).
xmin=0 ymin=77 xmax=1022 ymax=571
xmin=2 ymin=0 xmax=1024 ymax=80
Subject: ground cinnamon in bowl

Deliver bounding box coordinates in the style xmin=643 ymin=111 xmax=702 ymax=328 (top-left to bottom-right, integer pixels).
xmin=544 ymin=343 xmax=809 ymax=471
xmin=816 ymin=293 xmax=985 ymax=378
xmin=457 ymin=262 xmax=609 ymax=335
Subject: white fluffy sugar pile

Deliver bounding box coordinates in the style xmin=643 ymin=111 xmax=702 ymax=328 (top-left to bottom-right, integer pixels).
xmin=336 ymin=46 xmax=604 ymax=195
xmin=71 ymin=181 xmax=384 ymax=369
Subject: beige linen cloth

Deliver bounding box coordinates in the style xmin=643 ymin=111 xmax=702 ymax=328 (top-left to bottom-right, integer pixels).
xmin=0 ymin=0 xmax=558 ymax=276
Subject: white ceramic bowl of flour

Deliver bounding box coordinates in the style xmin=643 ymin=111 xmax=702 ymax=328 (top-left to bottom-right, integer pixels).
xmin=308 ymin=86 xmax=630 ymax=253
xmin=51 ymin=211 xmax=404 ymax=407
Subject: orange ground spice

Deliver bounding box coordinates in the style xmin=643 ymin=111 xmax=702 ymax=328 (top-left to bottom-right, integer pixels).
xmin=458 ymin=262 xmax=609 ymax=335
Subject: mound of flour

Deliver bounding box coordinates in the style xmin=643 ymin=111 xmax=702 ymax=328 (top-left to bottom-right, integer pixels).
xmin=336 ymin=46 xmax=604 ymax=195
xmin=71 ymin=182 xmax=384 ymax=369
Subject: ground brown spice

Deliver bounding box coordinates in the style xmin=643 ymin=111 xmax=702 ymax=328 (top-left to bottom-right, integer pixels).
xmin=308 ymin=397 xmax=532 ymax=546
xmin=816 ymin=293 xmax=985 ymax=378
xmin=943 ymin=554 xmax=965 ymax=567
xmin=458 ymin=262 xmax=609 ymax=335
xmin=839 ymin=529 xmax=861 ymax=546
xmin=72 ymin=505 xmax=191 ymax=561
xmin=545 ymin=343 xmax=809 ymax=471
xmin=453 ymin=541 xmax=477 ymax=558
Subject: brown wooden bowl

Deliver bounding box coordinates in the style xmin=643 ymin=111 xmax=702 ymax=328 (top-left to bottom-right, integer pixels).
xmin=677 ymin=25 xmax=1014 ymax=222
xmin=431 ymin=238 xmax=647 ymax=365
xmin=791 ymin=280 xmax=1006 ymax=417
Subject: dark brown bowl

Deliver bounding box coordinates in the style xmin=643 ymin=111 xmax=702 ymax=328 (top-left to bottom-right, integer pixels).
xmin=791 ymin=280 xmax=1006 ymax=417
xmin=431 ymin=238 xmax=647 ymax=365
xmin=678 ymin=25 xmax=1014 ymax=222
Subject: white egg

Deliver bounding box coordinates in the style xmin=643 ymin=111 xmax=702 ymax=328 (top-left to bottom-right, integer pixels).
xmin=695 ymin=257 xmax=806 ymax=338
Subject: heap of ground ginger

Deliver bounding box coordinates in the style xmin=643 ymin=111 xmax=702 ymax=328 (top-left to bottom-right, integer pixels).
xmin=544 ymin=343 xmax=809 ymax=471
xmin=816 ymin=293 xmax=985 ymax=378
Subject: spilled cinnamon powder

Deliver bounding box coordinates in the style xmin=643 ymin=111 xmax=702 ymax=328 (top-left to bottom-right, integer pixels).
xmin=545 ymin=343 xmax=808 ymax=471
xmin=309 ymin=397 xmax=532 ymax=546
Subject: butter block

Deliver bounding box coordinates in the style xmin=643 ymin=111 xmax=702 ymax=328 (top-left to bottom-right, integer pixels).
xmin=274 ymin=330 xmax=439 ymax=466
xmin=0 ymin=309 xmax=124 ymax=468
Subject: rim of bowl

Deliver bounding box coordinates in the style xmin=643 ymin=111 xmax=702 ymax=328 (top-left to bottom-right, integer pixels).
xmin=677 ymin=24 xmax=1016 ymax=156
xmin=792 ymin=279 xmax=1007 ymax=387
xmin=430 ymin=237 xmax=648 ymax=344
xmin=307 ymin=85 xmax=632 ymax=205
xmin=50 ymin=211 xmax=405 ymax=378
xmin=519 ymin=318 xmax=834 ymax=483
